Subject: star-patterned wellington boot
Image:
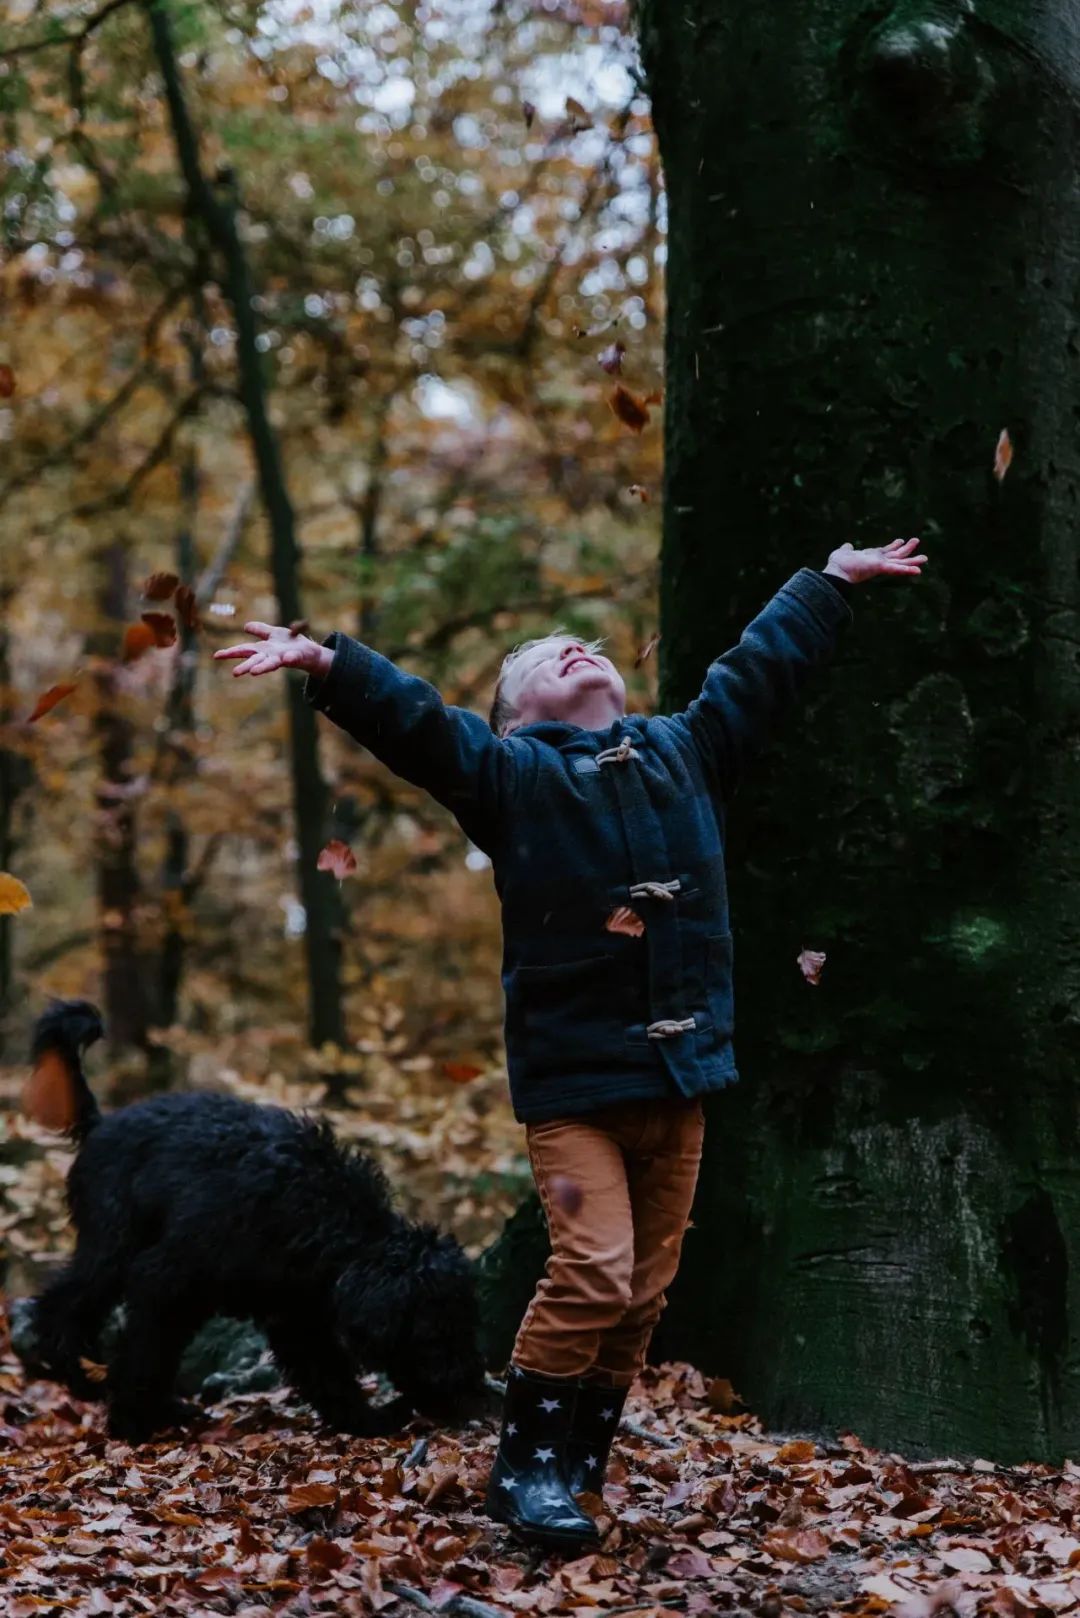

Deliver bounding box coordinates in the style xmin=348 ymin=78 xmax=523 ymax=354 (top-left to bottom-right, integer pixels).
xmin=485 ymin=1366 xmax=600 ymax=1551
xmin=564 ymin=1379 xmax=629 ymax=1498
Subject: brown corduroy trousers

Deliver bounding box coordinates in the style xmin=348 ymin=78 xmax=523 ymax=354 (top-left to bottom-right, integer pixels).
xmin=511 ymin=1098 xmax=705 ymax=1386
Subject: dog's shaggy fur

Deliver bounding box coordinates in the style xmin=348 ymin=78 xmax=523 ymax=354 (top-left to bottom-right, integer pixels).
xmin=29 ymin=1001 xmax=486 ymax=1444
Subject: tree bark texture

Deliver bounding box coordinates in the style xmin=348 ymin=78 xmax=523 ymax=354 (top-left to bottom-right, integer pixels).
xmin=147 ymin=0 xmax=344 ymax=1048
xmin=632 ymin=0 xmax=1080 ymax=1462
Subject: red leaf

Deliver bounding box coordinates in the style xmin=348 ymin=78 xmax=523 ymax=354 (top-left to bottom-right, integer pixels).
xmin=597 ymin=340 xmax=626 ymax=375
xmin=608 ymin=384 xmax=652 ymax=434
xmin=141 ymin=611 xmax=178 ymax=649
xmin=0 ymin=365 xmax=15 ymax=398
xmin=27 ymin=682 xmax=77 ymax=723
xmin=122 ymin=622 xmax=157 ymax=663
xmin=317 ymin=839 xmax=358 ymax=879
xmin=993 ymin=428 xmax=1013 ymax=482
xmin=142 ymin=571 xmax=179 ymax=601
xmin=442 ymin=1060 xmax=484 ymax=1083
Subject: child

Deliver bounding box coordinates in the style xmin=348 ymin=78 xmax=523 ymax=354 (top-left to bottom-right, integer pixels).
xmin=216 ymin=537 xmax=926 ymax=1549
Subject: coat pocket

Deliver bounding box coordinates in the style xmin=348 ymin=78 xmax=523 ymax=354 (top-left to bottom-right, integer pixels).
xmin=705 ymin=932 xmax=735 ymax=1042
xmin=505 ymin=952 xmax=629 ymax=1079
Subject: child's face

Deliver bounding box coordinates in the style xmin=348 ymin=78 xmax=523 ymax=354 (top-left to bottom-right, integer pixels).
xmin=504 ymin=639 xmax=626 ymax=733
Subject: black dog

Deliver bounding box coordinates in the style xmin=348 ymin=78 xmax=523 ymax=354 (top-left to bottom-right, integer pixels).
xmin=28 ymin=1000 xmax=486 ymax=1444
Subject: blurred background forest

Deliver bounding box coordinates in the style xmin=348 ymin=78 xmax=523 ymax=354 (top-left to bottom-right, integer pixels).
xmin=0 ymin=0 xmax=662 ymax=1263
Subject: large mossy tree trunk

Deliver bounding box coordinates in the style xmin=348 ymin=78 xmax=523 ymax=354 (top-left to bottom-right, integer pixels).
xmin=633 ymin=0 xmax=1080 ymax=1462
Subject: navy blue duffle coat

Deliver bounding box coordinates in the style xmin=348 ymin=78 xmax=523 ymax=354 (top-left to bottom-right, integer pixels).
xmin=306 ymin=567 xmax=852 ymax=1122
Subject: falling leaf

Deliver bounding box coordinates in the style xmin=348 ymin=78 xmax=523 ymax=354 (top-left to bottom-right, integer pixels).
xmin=706 ymin=1377 xmax=745 ymax=1414
xmin=174 ymin=584 xmax=200 ymax=631
xmin=442 ymin=1060 xmax=484 ymax=1083
xmin=27 ymin=683 xmax=77 ymax=723
xmin=634 ymin=633 xmax=660 ymax=668
xmin=122 ymin=622 xmax=156 ymax=662
xmin=0 ymin=364 xmax=15 ymax=398
xmin=608 ymin=384 xmax=652 ymax=434
xmin=522 ymin=100 xmax=536 ymax=129
xmin=285 ymin=1482 xmax=339 ymax=1513
xmin=288 ymin=619 xmax=310 ymax=637
xmin=797 ymin=947 xmax=827 ymax=986
xmin=627 ymin=484 xmax=650 ymax=503
xmin=993 ymin=428 xmax=1013 ymax=482
xmin=317 ymin=839 xmax=358 ymax=879
xmin=22 ymin=1048 xmax=78 ymax=1132
xmin=550 ymin=1174 xmax=584 ymax=1215
xmin=597 ymin=340 xmax=626 ymax=375
xmin=142 ymin=571 xmax=179 ymax=601
xmin=564 ymin=96 xmax=592 ymax=132
xmin=0 ymin=872 xmax=32 ymax=915
xmin=77 ymin=1357 xmax=108 ymax=1385
xmin=605 ymin=905 xmax=645 ymax=938
xmin=140 ymin=611 xmax=178 ymax=649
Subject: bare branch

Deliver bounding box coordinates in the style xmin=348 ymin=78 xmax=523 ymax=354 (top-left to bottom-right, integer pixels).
xmin=0 ymin=0 xmax=134 ymax=60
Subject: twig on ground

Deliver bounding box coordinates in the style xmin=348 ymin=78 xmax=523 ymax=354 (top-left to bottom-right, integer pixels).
xmin=386 ymin=1582 xmax=508 ymax=1618
xmin=621 ymin=1418 xmax=677 ymax=1450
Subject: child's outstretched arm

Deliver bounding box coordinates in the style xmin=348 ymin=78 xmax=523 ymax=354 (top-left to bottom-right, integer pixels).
xmin=669 ymin=537 xmax=926 ymax=797
xmin=215 ymin=625 xmax=512 ymax=853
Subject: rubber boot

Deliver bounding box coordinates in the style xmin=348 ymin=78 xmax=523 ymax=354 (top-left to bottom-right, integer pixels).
xmin=485 ymin=1366 xmax=599 ymax=1551
xmin=565 ymin=1379 xmax=629 ymax=1497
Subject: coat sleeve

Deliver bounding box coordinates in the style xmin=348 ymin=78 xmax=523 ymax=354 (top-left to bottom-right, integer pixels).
xmin=304 ymin=632 xmax=513 ymax=853
xmin=664 ymin=568 xmax=853 ymax=798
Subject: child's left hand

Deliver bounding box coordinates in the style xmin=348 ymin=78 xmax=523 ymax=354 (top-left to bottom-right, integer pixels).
xmin=824 ymin=536 xmax=927 ymax=585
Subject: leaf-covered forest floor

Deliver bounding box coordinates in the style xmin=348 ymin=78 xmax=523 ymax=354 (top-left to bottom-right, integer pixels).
xmin=3 ymin=1060 xmax=1080 ymax=1618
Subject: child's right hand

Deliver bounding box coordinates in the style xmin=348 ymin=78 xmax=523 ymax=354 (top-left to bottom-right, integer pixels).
xmin=213 ymin=622 xmax=333 ymax=680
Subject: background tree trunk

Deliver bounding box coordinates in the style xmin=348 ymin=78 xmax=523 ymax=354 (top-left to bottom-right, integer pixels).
xmin=147 ymin=0 xmax=345 ymax=1049
xmin=635 ymin=0 xmax=1080 ymax=1462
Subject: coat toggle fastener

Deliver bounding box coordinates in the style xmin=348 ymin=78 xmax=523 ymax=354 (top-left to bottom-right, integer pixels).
xmin=596 ymin=738 xmax=639 ymax=766
xmin=646 ymin=1016 xmax=697 ymax=1040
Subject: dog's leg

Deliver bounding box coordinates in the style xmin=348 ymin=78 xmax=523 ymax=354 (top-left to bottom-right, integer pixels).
xmin=105 ymin=1258 xmax=203 ymax=1444
xmin=264 ymin=1316 xmax=409 ymax=1436
xmin=32 ymin=1252 xmax=121 ymax=1398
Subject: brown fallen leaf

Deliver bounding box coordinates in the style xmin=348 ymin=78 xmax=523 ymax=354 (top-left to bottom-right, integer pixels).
xmin=78 ymin=1357 xmax=108 ymax=1385
xmin=174 ymin=584 xmax=200 ymax=632
xmin=550 ymin=1174 xmax=584 ymax=1216
xmin=23 ymin=1047 xmax=78 ymax=1132
xmin=122 ymin=622 xmax=157 ymax=663
xmin=317 ymin=839 xmax=358 ymax=879
xmin=608 ymin=384 xmax=653 ymax=434
xmin=306 ymin=1536 xmax=350 ymax=1573
xmin=634 ymin=633 xmax=660 ymax=667
xmin=27 ymin=682 xmax=78 ymax=723
xmin=286 ymin=1482 xmax=338 ymax=1513
xmin=142 ymin=571 xmax=179 ymax=601
xmin=597 ymin=340 xmax=626 ymax=375
xmin=605 ymin=905 xmax=645 ymax=938
xmin=797 ymin=947 xmax=826 ymax=986
xmin=993 ymin=428 xmax=1013 ymax=483
xmin=776 ymin=1439 xmax=816 ymax=1464
xmin=763 ymin=1526 xmax=830 ymax=1563
xmin=141 ymin=611 xmax=178 ymax=649
xmin=0 ymin=364 xmax=15 ymax=398
xmin=0 ymin=872 xmax=32 ymax=915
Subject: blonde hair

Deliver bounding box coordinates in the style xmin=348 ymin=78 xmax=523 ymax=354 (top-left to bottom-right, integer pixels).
xmin=489 ymin=629 xmax=606 ymax=736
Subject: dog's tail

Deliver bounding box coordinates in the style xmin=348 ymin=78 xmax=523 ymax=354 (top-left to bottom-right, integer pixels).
xmin=25 ymin=1000 xmax=106 ymax=1141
